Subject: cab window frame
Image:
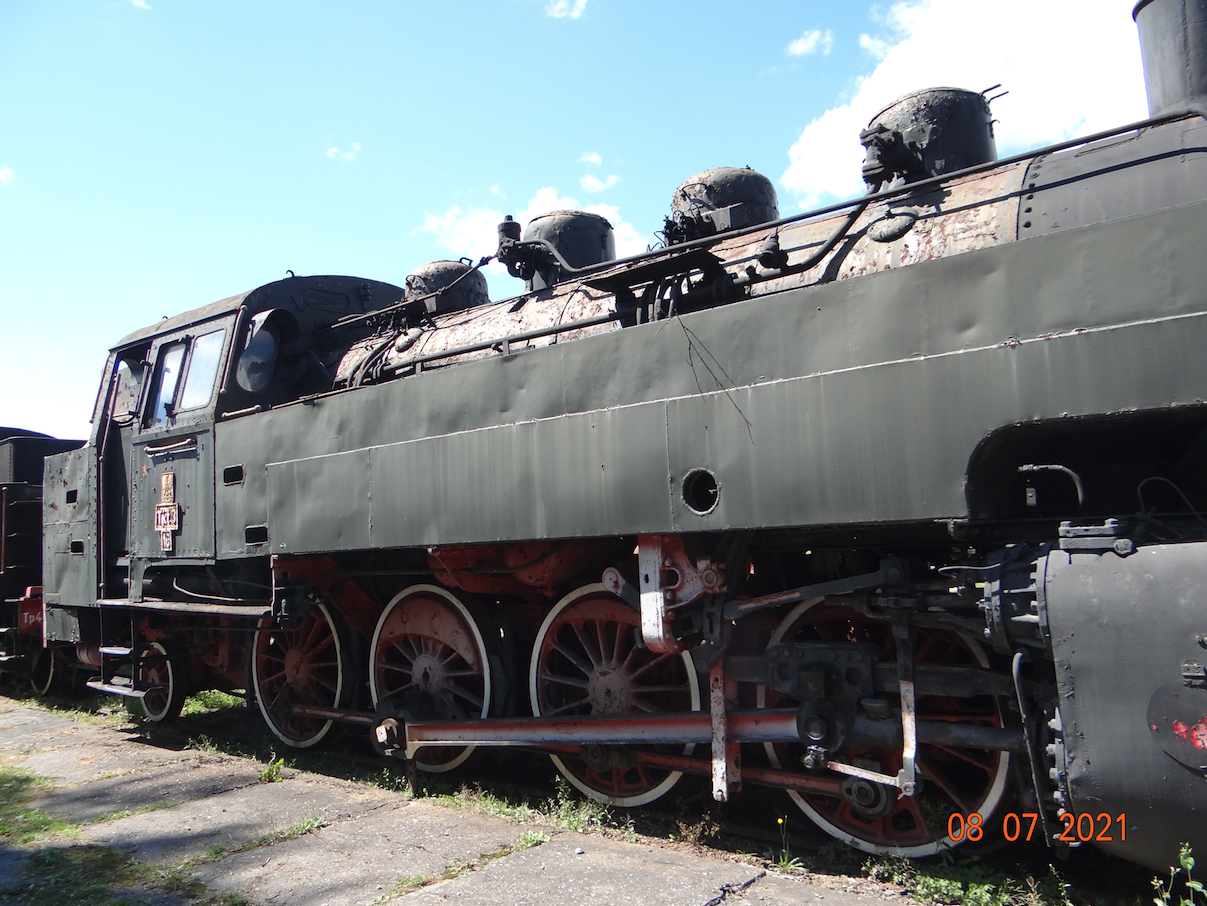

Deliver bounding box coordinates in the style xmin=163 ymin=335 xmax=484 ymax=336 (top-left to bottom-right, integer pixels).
xmin=139 ymin=320 xmax=234 ymax=433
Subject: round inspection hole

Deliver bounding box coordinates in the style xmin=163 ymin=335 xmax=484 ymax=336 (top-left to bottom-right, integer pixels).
xmin=682 ymin=468 xmax=719 ymax=515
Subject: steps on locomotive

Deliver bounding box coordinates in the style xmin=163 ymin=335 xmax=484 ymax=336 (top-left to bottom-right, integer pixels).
xmin=0 ymin=616 xmax=20 ymax=665
xmin=84 ymin=675 xmax=166 ymax=699
xmin=83 ymin=617 xmax=162 ymax=701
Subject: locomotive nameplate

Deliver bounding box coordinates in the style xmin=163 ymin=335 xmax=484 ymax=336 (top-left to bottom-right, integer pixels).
xmin=154 ymin=503 xmax=179 ymax=532
xmin=156 ymin=470 xmax=179 ymax=551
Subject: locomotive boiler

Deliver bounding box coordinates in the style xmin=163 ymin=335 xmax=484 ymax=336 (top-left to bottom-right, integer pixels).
xmin=5 ymin=0 xmax=1207 ymax=873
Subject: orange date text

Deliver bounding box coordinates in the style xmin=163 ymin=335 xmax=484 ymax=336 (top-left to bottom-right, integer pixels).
xmin=947 ymin=812 xmax=1126 ymax=843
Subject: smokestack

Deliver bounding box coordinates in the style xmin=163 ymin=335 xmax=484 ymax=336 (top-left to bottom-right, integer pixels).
xmin=1134 ymin=0 xmax=1207 ymax=115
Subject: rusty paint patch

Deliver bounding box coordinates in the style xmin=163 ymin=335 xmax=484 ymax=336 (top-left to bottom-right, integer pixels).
xmin=1172 ymin=717 xmax=1207 ymax=749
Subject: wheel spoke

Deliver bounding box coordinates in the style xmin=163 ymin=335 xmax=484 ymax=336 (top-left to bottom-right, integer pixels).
xmin=927 ymin=742 xmax=996 ymax=773
xmin=551 ymin=638 xmax=594 ymax=678
xmin=546 ymin=696 xmax=592 ymax=715
xmin=611 ymin=620 xmax=628 ymax=666
xmin=629 ymin=652 xmax=674 ymax=680
xmin=572 ymin=623 xmax=603 ymax=668
xmin=541 ymin=671 xmax=589 ymax=689
xmin=632 ymin=684 xmax=690 ymax=695
xmin=917 ymin=757 xmax=976 ymax=815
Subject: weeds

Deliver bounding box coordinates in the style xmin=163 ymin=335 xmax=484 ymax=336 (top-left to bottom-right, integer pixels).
xmin=517 ymin=830 xmax=551 ymax=849
xmin=1153 ymin=844 xmax=1206 ymax=906
xmin=546 ymin=776 xmax=611 ymax=832
xmin=377 ymin=874 xmax=429 ymax=902
xmin=865 ymin=852 xmax=1072 ymax=906
xmin=773 ymin=816 xmax=805 ymax=874
xmin=257 ymin=756 xmax=285 ymax=783
xmin=674 ymin=812 xmax=719 ymax=847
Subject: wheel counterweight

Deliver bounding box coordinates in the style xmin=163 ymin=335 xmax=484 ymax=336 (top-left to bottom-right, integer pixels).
xmin=759 ymin=599 xmax=1011 ymax=856
xmin=369 ymin=585 xmax=492 ymax=773
xmin=530 ymin=583 xmax=701 ymax=807
xmin=253 ymin=602 xmax=346 ymax=748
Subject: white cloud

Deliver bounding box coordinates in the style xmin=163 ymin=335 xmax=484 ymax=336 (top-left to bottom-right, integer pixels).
xmin=580 ymin=174 xmax=620 ymax=193
xmin=326 ymin=142 xmax=361 ymax=162
xmin=418 ymin=204 xmax=504 ymax=264
xmin=130 ymin=0 xmax=151 ymax=8
xmin=0 ymin=167 xmax=12 ymax=186
xmin=787 ymin=28 xmax=834 ymax=57
xmin=859 ymin=33 xmax=889 ymax=60
xmin=546 ymin=0 xmax=587 ymax=19
xmin=781 ymin=0 xmax=1147 ymax=210
xmin=579 ymin=151 xmax=602 ymax=166
xmin=417 ymin=186 xmax=650 ymax=274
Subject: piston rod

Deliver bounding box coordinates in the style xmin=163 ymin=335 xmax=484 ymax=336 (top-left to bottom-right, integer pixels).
xmin=397 ymin=710 xmax=1025 ymax=760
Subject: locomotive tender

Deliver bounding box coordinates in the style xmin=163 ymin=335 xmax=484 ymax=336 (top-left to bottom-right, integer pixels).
xmin=4 ymin=0 xmax=1207 ymax=872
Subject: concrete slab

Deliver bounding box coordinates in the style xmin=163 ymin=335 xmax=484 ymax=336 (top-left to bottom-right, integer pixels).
xmin=10 ymin=737 xmax=200 ymax=785
xmin=30 ymin=757 xmax=265 ymax=821
xmin=195 ymin=799 xmax=524 ymax=906
xmin=83 ymin=774 xmax=394 ymax=864
xmin=397 ymin=833 xmax=766 ymax=906
xmin=0 ymin=699 xmax=919 ymax=906
xmin=0 ymin=709 xmax=110 ymax=757
xmin=736 ymin=872 xmax=915 ymax=905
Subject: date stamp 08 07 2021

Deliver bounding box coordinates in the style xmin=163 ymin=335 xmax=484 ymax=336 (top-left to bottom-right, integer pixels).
xmin=948 ymin=812 xmax=1128 ymax=844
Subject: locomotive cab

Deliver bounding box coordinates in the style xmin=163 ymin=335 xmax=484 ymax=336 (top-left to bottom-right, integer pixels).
xmin=41 ymin=275 xmax=405 ymax=704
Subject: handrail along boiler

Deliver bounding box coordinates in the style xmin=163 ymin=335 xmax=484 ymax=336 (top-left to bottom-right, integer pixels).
xmin=7 ymin=0 xmax=1207 ymax=870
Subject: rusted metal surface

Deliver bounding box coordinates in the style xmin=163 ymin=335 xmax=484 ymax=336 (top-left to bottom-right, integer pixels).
xmin=333 ymin=162 xmax=1027 ymax=387
xmin=273 ymin=554 xmax=380 ymax=642
xmin=427 ymin=539 xmax=611 ymax=598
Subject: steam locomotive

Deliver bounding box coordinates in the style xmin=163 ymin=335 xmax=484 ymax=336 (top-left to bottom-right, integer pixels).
xmin=3 ymin=0 xmax=1206 ymax=873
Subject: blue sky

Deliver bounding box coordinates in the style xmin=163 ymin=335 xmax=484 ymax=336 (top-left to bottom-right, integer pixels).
xmin=1 ymin=0 xmax=1146 ymax=438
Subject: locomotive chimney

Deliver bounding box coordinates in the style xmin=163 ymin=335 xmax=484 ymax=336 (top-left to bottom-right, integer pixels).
xmin=1134 ymin=0 xmax=1207 ymax=116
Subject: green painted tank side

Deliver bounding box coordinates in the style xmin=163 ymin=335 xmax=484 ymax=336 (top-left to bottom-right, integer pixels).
xmin=214 ymin=199 xmax=1207 ymax=554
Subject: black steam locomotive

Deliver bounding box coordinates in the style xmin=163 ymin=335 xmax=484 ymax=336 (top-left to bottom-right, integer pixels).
xmin=3 ymin=0 xmax=1206 ymax=872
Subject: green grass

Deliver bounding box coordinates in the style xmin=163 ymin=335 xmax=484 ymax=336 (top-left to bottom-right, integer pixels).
xmin=180 ymin=689 xmax=246 ymax=717
xmin=90 ymin=799 xmax=181 ymax=824
xmin=0 ymin=767 xmax=79 ymax=844
xmin=0 ymin=844 xmax=251 ymax=906
xmin=864 ymin=853 xmax=1072 ymax=906
xmin=376 ymin=874 xmax=429 ymax=902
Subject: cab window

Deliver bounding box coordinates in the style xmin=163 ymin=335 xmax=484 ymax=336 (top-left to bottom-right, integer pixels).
xmin=146 ymin=342 xmax=186 ymax=428
xmin=179 ymin=329 xmax=225 ymax=411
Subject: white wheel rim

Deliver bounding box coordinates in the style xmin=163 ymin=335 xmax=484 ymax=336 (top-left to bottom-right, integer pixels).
xmin=369 ymin=584 xmax=491 ymax=773
xmin=252 ymin=602 xmax=343 ymax=749
xmin=139 ymin=641 xmax=175 ymax=721
xmin=530 ymin=583 xmax=701 ymax=807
